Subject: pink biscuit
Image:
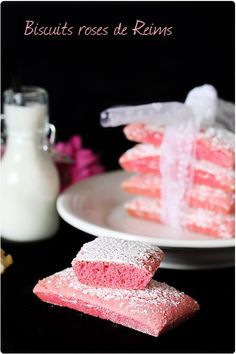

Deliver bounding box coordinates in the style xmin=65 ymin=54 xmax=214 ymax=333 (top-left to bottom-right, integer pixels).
xmin=122 ymin=174 xmax=235 ymax=215
xmin=72 ymin=237 xmax=164 ymax=289
xmin=33 ymin=268 xmax=199 ymax=337
xmin=125 ymin=197 xmax=235 ymax=239
xmin=119 ymin=144 xmax=235 ymax=193
xmin=124 ymin=124 xmax=235 ymax=169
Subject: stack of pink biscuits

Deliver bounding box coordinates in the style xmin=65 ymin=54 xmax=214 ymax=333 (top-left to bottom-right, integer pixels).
xmin=119 ymin=123 xmax=235 ymax=239
xmin=33 ymin=237 xmax=199 ymax=337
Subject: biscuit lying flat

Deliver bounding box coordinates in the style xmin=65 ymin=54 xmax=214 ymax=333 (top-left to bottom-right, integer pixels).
xmin=122 ymin=173 xmax=235 ymax=215
xmin=33 ymin=268 xmax=199 ymax=337
xmin=124 ymin=124 xmax=235 ymax=169
xmin=125 ymin=197 xmax=235 ymax=239
xmin=119 ymin=144 xmax=235 ymax=193
xmin=72 ymin=237 xmax=164 ymax=290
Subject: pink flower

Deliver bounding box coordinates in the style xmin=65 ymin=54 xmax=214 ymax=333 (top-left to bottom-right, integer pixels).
xmin=55 ymin=135 xmax=104 ymax=192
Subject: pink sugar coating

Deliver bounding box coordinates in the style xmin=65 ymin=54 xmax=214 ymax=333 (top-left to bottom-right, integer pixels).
xmin=122 ymin=173 xmax=235 ymax=215
xmin=33 ymin=268 xmax=199 ymax=337
xmin=126 ymin=197 xmax=235 ymax=239
xmin=72 ymin=237 xmax=164 ymax=289
xmin=123 ymin=123 xmax=234 ymax=168
xmin=119 ymin=143 xmax=235 ymax=193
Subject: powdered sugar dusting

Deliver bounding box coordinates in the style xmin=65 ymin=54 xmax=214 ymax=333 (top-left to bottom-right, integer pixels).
xmin=189 ymin=183 xmax=234 ymax=201
xmin=145 ymin=124 xmax=165 ymax=133
xmin=124 ymin=124 xmax=234 ymax=169
xmin=120 ymin=144 xmax=160 ymax=161
xmin=34 ymin=267 xmax=199 ymax=336
xmin=132 ymin=124 xmax=235 ymax=153
xmin=124 ymin=173 xmax=233 ymax=199
xmin=73 ymin=237 xmax=163 ymax=268
xmin=122 ymin=173 xmax=234 ymax=214
xmin=125 ymin=197 xmax=234 ymax=239
xmin=201 ymin=127 xmax=235 ymax=151
xmin=121 ymin=143 xmax=235 ymax=182
xmin=196 ymin=160 xmax=235 ymax=179
xmin=50 ymin=268 xmax=192 ymax=307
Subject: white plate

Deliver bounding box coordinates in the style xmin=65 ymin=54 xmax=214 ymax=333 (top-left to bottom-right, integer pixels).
xmin=57 ymin=170 xmax=235 ymax=269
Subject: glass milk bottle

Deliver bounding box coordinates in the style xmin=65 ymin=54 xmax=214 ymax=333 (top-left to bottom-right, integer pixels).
xmin=1 ymin=87 xmax=60 ymax=241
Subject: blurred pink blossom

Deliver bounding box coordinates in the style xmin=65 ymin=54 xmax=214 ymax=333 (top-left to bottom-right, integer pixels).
xmin=55 ymin=135 xmax=104 ymax=192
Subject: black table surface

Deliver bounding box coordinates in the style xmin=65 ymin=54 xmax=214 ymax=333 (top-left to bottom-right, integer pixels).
xmin=1 ymin=220 xmax=235 ymax=353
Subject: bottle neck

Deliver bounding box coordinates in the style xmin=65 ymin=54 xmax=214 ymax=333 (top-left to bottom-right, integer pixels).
xmin=3 ymin=103 xmax=48 ymax=151
xmin=6 ymin=131 xmax=43 ymax=141
xmin=4 ymin=103 xmax=47 ymax=140
xmin=5 ymin=132 xmax=45 ymax=157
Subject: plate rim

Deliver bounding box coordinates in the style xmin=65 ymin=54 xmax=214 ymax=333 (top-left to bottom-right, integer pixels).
xmin=57 ymin=170 xmax=235 ymax=249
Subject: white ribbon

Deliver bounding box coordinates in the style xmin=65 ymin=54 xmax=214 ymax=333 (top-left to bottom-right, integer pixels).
xmin=160 ymin=84 xmax=218 ymax=229
xmin=100 ymin=101 xmax=192 ymax=128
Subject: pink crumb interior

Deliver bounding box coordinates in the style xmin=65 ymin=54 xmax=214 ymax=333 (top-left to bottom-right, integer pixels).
xmin=73 ymin=261 xmax=154 ymax=289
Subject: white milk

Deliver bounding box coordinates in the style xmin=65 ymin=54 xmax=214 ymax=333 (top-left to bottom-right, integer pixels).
xmin=1 ymin=100 xmax=60 ymax=241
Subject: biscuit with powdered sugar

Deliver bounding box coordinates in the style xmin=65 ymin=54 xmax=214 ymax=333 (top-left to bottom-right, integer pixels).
xmin=123 ymin=124 xmax=234 ymax=169
xmin=72 ymin=237 xmax=164 ymax=290
xmin=33 ymin=267 xmax=199 ymax=337
xmin=119 ymin=143 xmax=235 ymax=193
xmin=125 ymin=197 xmax=234 ymax=239
xmin=122 ymin=173 xmax=235 ymax=215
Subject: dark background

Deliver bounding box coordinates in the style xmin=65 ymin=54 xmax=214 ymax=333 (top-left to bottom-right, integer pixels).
xmin=1 ymin=2 xmax=235 ymax=353
xmin=1 ymin=1 xmax=235 ymax=169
